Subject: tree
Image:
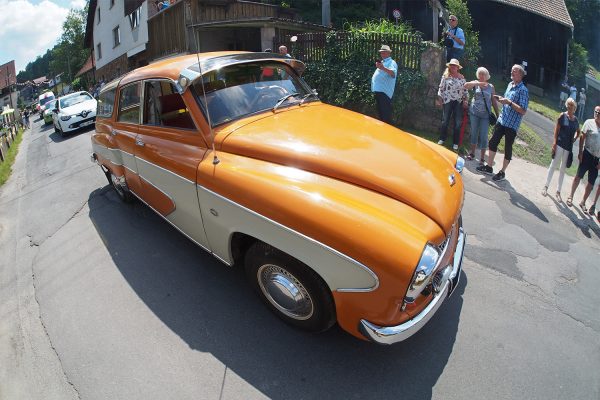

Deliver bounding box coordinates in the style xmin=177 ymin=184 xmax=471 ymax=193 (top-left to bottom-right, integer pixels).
xmin=568 ymin=41 xmax=589 ymax=85
xmin=445 ymin=0 xmax=480 ymax=72
xmin=50 ymin=8 xmax=88 ymax=84
xmin=565 ymin=0 xmax=600 ymax=68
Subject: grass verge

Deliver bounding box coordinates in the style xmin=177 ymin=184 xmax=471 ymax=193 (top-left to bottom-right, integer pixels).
xmin=0 ymin=128 xmax=25 ymax=186
xmin=399 ymin=121 xmax=579 ymax=176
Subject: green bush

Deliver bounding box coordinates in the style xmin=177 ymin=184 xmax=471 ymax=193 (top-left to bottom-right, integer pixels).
xmin=568 ymin=41 xmax=588 ymax=87
xmin=302 ymin=30 xmax=426 ymax=122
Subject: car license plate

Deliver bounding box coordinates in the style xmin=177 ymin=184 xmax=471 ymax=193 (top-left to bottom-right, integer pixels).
xmin=81 ymin=120 xmax=94 ymax=127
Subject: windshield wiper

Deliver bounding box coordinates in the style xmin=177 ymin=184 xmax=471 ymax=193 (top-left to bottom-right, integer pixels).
xmin=299 ymin=91 xmax=319 ymax=106
xmin=272 ymin=93 xmax=301 ymax=112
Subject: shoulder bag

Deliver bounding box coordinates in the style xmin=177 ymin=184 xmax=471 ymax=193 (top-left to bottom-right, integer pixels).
xmin=482 ymin=88 xmax=497 ymax=126
xmin=445 ymin=27 xmax=457 ymax=48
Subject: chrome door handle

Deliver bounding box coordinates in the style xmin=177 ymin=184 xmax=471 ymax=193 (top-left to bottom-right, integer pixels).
xmin=135 ymin=138 xmax=145 ymax=147
xmin=110 ymin=129 xmax=117 ymax=136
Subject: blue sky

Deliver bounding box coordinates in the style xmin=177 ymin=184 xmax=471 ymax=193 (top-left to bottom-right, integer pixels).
xmin=0 ymin=0 xmax=87 ymax=74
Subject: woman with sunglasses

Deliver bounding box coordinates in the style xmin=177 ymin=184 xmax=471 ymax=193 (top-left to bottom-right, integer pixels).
xmin=567 ymin=105 xmax=600 ymax=214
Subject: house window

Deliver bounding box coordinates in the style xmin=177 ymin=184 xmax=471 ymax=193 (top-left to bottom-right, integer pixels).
xmin=129 ymin=7 xmax=141 ymax=30
xmin=113 ymin=26 xmax=121 ymax=48
xmin=110 ymin=0 xmax=115 ymax=8
xmin=97 ymin=7 xmax=100 ymax=24
xmin=96 ymin=43 xmax=102 ymax=60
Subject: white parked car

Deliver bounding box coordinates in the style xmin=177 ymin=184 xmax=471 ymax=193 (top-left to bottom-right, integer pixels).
xmin=52 ymin=91 xmax=97 ymax=136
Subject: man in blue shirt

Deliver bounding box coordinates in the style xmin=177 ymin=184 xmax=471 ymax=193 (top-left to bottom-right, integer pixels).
xmin=477 ymin=64 xmax=529 ymax=181
xmin=445 ymin=15 xmax=465 ymax=62
xmin=371 ymin=45 xmax=398 ymax=124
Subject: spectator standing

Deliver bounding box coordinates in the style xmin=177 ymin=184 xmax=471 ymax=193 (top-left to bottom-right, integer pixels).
xmin=578 ymin=88 xmax=586 ymax=120
xmin=464 ymin=67 xmax=499 ymax=164
xmin=371 ymin=44 xmax=398 ymax=125
xmin=476 ymin=64 xmax=529 ymax=181
xmin=436 ymin=58 xmax=467 ymax=150
xmin=542 ymin=98 xmax=580 ymax=200
xmin=569 ymin=84 xmax=577 ymax=101
xmin=566 ymin=105 xmax=600 ymax=213
xmin=444 ymin=15 xmax=465 ymax=63
xmin=278 ymin=45 xmax=291 ymax=58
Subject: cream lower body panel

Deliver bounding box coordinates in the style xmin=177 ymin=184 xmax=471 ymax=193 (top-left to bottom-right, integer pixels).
xmin=196 ymin=186 xmax=379 ymax=292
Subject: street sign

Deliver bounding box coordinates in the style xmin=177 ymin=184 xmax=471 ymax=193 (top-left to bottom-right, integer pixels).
xmin=392 ymin=9 xmax=401 ymax=20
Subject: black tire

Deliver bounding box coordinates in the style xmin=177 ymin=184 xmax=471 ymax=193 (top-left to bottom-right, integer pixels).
xmin=107 ymin=170 xmax=133 ymax=203
xmin=245 ymin=242 xmax=336 ymax=332
xmin=54 ymin=124 xmax=60 ymax=134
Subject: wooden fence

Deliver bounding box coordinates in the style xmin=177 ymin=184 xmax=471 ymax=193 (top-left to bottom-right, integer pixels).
xmin=275 ymin=32 xmax=424 ymax=70
xmin=0 ymin=126 xmax=19 ymax=163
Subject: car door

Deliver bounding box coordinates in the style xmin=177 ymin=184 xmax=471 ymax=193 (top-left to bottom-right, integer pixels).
xmin=113 ymin=82 xmax=143 ymax=195
xmin=135 ymin=79 xmax=211 ymax=250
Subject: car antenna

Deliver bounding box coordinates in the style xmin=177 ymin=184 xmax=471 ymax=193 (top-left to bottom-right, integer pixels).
xmin=193 ymin=32 xmax=220 ymax=165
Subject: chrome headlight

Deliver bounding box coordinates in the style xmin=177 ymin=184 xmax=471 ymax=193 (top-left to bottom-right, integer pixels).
xmin=405 ymin=244 xmax=440 ymax=303
xmin=61 ymin=115 xmax=72 ymax=121
xmin=455 ymin=156 xmax=465 ymax=173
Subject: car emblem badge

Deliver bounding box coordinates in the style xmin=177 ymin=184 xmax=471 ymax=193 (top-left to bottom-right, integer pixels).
xmin=81 ymin=110 xmax=89 ymax=117
xmin=448 ymin=173 xmax=456 ymax=186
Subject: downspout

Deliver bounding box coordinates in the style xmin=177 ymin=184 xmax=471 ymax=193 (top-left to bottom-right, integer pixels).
xmin=565 ymin=26 xmax=573 ymax=78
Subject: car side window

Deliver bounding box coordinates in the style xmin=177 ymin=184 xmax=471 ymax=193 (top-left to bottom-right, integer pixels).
xmin=143 ymin=81 xmax=195 ymax=130
xmin=97 ymin=88 xmax=116 ymax=118
xmin=117 ymin=83 xmax=141 ymax=124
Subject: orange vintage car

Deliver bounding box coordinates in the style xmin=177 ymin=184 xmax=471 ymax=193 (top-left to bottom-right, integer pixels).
xmin=90 ymin=52 xmax=466 ymax=344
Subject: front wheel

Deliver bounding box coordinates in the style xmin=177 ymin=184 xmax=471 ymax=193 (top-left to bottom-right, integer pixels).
xmin=245 ymin=242 xmax=336 ymax=332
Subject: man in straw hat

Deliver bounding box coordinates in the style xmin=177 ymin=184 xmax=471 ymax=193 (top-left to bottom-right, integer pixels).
xmin=371 ymin=44 xmax=398 ymax=124
xmin=476 ymin=64 xmax=529 ymax=181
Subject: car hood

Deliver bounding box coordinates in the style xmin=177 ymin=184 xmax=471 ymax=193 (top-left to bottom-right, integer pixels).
xmin=217 ymin=104 xmax=463 ymax=234
xmin=61 ymin=99 xmax=97 ymax=115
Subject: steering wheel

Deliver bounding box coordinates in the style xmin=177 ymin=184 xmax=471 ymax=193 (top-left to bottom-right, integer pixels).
xmin=250 ymin=86 xmax=287 ymax=110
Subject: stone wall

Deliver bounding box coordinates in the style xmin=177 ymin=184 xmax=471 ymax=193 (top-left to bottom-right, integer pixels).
xmin=399 ymin=43 xmax=471 ymax=142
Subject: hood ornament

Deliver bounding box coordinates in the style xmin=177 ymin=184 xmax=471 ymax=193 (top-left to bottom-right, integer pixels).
xmin=448 ymin=173 xmax=456 ymax=186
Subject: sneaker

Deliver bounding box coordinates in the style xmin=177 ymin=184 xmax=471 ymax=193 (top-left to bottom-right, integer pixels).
xmin=437 ymin=140 xmax=444 ymax=145
xmin=452 ymin=144 xmax=459 ymax=150
xmin=589 ymin=205 xmax=596 ymax=216
xmin=492 ymin=170 xmax=505 ymax=181
xmin=476 ymin=164 xmax=493 ymax=175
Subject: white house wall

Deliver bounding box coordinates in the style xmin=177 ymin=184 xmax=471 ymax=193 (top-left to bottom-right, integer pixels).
xmin=93 ymin=1 xmax=149 ymax=70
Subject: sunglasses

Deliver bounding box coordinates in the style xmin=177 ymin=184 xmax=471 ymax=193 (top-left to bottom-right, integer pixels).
xmin=595 ymin=110 xmax=600 ymax=115
xmin=450 ymin=18 xmax=457 ymax=21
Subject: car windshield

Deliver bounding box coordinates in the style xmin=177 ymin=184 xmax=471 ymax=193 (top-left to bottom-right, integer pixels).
xmin=193 ymin=61 xmax=316 ymax=126
xmin=39 ymin=95 xmax=55 ymax=107
xmin=60 ymin=93 xmax=93 ymax=109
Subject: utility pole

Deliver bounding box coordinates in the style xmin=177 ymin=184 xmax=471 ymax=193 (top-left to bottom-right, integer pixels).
xmin=322 ymin=0 xmax=331 ymax=27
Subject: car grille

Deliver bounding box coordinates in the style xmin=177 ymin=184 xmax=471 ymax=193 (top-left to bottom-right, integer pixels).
xmin=437 ymin=234 xmax=450 ymax=253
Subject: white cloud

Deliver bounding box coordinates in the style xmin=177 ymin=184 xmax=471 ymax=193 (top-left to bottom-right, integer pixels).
xmin=0 ymin=0 xmax=70 ymax=73
xmin=70 ymin=0 xmax=85 ymax=9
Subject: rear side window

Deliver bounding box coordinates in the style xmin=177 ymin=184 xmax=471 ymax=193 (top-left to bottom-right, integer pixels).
xmin=97 ymin=89 xmax=116 ymax=118
xmin=143 ymin=81 xmax=195 ymax=130
xmin=117 ymin=83 xmax=141 ymax=124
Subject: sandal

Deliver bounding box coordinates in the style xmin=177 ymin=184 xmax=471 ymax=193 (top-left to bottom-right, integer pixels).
xmin=589 ymin=205 xmax=596 ymax=216
xmin=555 ymin=192 xmax=562 ymax=202
xmin=580 ymin=202 xmax=588 ymax=214
xmin=566 ymin=197 xmax=573 ymax=207
xmin=541 ymin=186 xmax=548 ymax=197
xmin=466 ymin=153 xmax=475 ymax=161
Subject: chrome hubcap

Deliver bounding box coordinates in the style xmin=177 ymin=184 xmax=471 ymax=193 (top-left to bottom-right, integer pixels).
xmin=257 ymin=264 xmax=314 ymax=320
xmin=110 ymin=174 xmax=125 ymax=196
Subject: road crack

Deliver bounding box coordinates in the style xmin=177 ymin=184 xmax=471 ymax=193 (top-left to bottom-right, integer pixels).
xmin=28 ymin=235 xmax=82 ymax=399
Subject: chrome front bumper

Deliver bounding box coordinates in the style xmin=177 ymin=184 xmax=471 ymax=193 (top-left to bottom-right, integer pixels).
xmin=359 ymin=227 xmax=466 ymax=345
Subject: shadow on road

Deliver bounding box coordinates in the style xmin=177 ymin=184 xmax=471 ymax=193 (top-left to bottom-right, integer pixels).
xmin=48 ymin=125 xmax=95 ymax=143
xmin=466 ymin=165 xmax=549 ymax=223
xmin=549 ymin=195 xmax=600 ymax=239
xmin=88 ymin=187 xmax=465 ymax=400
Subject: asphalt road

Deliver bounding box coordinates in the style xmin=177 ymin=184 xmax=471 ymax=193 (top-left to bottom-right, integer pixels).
xmin=0 ymin=117 xmax=599 ymax=400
